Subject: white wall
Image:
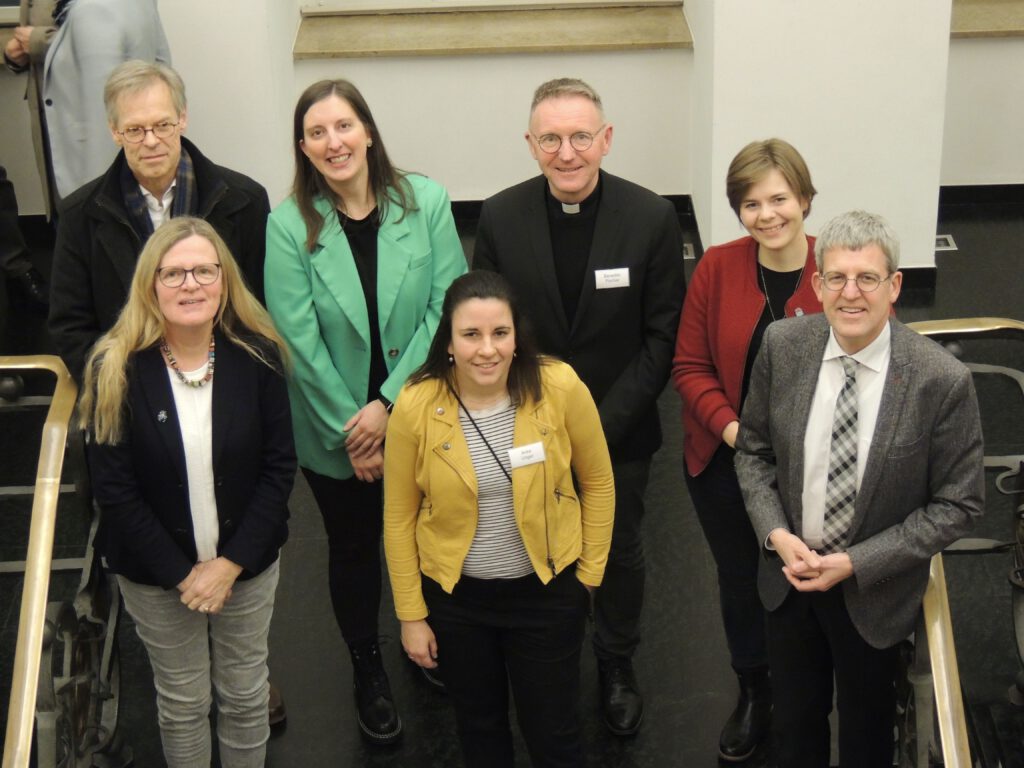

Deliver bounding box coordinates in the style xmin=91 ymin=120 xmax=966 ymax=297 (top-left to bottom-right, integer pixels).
xmin=2 ymin=4 xmax=1023 ymax=219
xmin=687 ymin=0 xmax=953 ymax=269
xmin=293 ymin=50 xmax=690 ymax=204
xmin=941 ymin=37 xmax=1024 ymax=186
xmin=160 ymin=0 xmax=300 ymax=203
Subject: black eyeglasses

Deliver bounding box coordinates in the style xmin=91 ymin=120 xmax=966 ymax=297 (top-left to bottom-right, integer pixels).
xmin=819 ymin=272 xmax=893 ymax=293
xmin=157 ymin=263 xmax=221 ymax=288
xmin=117 ymin=121 xmax=179 ymax=144
xmin=531 ymin=125 xmax=606 ymax=154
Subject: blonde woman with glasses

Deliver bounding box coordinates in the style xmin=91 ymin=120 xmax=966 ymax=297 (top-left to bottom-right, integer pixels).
xmin=80 ymin=216 xmax=295 ymax=768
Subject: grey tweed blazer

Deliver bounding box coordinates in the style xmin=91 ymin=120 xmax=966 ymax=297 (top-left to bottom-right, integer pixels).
xmin=735 ymin=315 xmax=984 ymax=649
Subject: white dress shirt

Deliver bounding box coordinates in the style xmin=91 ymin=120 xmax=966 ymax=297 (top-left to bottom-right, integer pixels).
xmin=167 ymin=364 xmax=219 ymax=562
xmin=800 ymin=322 xmax=892 ymax=548
xmin=141 ymin=179 xmax=176 ymax=231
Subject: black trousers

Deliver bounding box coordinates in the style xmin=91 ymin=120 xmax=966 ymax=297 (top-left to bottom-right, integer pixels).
xmin=593 ymin=457 xmax=650 ymax=660
xmin=684 ymin=443 xmax=766 ymax=670
xmin=423 ymin=568 xmax=589 ymax=768
xmin=302 ymin=467 xmax=383 ymax=646
xmin=768 ymin=588 xmax=900 ymax=768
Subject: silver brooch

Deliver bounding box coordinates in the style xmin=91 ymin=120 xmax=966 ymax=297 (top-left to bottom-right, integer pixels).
xmin=157 ymin=410 xmax=168 ymax=423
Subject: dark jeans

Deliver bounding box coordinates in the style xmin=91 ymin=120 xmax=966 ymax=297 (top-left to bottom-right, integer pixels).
xmin=684 ymin=443 xmax=766 ymax=670
xmin=593 ymin=458 xmax=650 ymax=660
xmin=768 ymin=588 xmax=900 ymax=768
xmin=302 ymin=467 xmax=383 ymax=646
xmin=423 ymin=568 xmax=589 ymax=768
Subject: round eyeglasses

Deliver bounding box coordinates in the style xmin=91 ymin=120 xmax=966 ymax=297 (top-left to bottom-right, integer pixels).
xmin=117 ymin=121 xmax=179 ymax=144
xmin=532 ymin=126 xmax=605 ymax=154
xmin=819 ymin=272 xmax=893 ymax=293
xmin=157 ymin=263 xmax=221 ymax=288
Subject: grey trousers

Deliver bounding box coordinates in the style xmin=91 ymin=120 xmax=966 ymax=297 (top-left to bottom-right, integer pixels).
xmin=118 ymin=559 xmax=279 ymax=768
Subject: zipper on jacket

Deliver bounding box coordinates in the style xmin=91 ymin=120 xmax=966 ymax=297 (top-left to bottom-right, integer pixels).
xmin=545 ymin=479 xmax=556 ymax=577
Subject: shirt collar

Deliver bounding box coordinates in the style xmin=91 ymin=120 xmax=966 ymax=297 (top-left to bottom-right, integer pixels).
xmin=140 ymin=178 xmax=177 ymax=213
xmin=823 ymin=320 xmax=891 ymax=373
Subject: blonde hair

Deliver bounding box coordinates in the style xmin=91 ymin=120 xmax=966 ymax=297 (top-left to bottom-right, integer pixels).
xmin=79 ymin=217 xmax=288 ymax=443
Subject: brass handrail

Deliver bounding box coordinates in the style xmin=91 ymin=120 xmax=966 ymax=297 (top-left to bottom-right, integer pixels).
xmin=907 ymin=316 xmax=1024 ymax=766
xmin=908 ymin=316 xmax=1024 ymax=339
xmin=922 ymin=554 xmax=972 ymax=767
xmin=1 ymin=356 xmax=77 ymax=768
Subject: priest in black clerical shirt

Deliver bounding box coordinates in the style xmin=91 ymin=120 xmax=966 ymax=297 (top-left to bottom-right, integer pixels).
xmin=473 ymin=77 xmax=686 ymax=738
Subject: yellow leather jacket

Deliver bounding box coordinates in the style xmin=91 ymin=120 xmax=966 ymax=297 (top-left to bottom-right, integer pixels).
xmin=383 ymin=360 xmax=614 ymax=620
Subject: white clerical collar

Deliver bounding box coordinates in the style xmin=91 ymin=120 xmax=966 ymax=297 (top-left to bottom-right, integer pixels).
xmin=823 ymin=320 xmax=891 ymax=373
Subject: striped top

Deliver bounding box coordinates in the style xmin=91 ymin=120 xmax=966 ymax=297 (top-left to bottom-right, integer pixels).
xmin=459 ymin=397 xmax=534 ymax=579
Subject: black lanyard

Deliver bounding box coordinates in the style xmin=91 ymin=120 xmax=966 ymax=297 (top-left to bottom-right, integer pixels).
xmin=452 ymin=392 xmax=513 ymax=484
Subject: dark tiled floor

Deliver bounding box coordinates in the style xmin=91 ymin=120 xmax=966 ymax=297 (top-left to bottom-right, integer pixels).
xmin=2 ymin=191 xmax=1024 ymax=766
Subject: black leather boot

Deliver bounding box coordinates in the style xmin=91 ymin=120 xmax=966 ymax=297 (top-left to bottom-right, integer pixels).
xmin=719 ymin=666 xmax=771 ymax=762
xmin=598 ymin=657 xmax=644 ymax=736
xmin=349 ymin=640 xmax=402 ymax=744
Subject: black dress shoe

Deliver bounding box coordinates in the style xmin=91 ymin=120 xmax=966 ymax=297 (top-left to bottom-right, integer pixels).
xmin=349 ymin=640 xmax=402 ymax=744
xmin=13 ymin=267 xmax=48 ymax=309
xmin=719 ymin=666 xmax=771 ymax=762
xmin=268 ymin=682 xmax=286 ymax=726
xmin=598 ymin=657 xmax=644 ymax=736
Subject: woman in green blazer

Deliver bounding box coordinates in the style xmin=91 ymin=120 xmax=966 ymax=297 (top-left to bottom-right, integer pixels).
xmin=265 ymin=78 xmax=467 ymax=744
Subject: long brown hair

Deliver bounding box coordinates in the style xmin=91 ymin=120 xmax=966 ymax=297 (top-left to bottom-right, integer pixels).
xmin=291 ymin=79 xmax=416 ymax=252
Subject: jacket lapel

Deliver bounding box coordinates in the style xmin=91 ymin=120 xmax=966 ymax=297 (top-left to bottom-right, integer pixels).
xmin=524 ymin=180 xmax=570 ymax=337
xmin=309 ymin=197 xmax=370 ymax=346
xmin=376 ymin=201 xmax=413 ymax=330
xmin=136 ymin=346 xmax=188 ymax=486
xmin=573 ymin=172 xmax=620 ymax=334
xmin=513 ymin=397 xmax=554 ymax=520
xmin=430 ymin=396 xmax=477 ymax=493
xmin=849 ymin=319 xmax=910 ymax=538
xmin=210 ymin=330 xmax=240 ymax=469
xmin=787 ymin=317 xmax=832 ymax=535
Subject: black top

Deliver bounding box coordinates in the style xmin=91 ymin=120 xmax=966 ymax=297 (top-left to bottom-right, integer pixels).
xmin=339 ymin=208 xmax=388 ymax=400
xmin=545 ymin=179 xmax=602 ymax=327
xmin=741 ymin=263 xmax=804 ymax=404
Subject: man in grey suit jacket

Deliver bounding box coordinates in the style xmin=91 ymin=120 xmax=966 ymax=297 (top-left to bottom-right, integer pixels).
xmin=735 ymin=210 xmax=984 ymax=767
xmin=474 ymin=78 xmax=685 ymax=737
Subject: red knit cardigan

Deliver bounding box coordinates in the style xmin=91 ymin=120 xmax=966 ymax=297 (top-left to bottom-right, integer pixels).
xmin=672 ymin=235 xmax=822 ymax=476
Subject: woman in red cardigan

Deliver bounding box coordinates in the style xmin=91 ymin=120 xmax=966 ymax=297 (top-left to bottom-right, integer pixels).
xmin=672 ymin=139 xmax=822 ymax=762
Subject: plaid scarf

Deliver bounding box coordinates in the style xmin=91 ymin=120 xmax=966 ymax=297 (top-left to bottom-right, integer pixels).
xmin=121 ymin=146 xmax=198 ymax=241
xmin=53 ymin=0 xmax=75 ymax=26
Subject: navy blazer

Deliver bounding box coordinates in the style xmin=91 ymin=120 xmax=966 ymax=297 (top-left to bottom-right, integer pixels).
xmin=474 ymin=171 xmax=685 ymax=462
xmin=88 ymin=332 xmax=296 ymax=589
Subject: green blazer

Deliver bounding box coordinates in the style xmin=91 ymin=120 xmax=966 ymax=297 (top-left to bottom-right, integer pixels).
xmin=265 ymin=174 xmax=467 ymax=479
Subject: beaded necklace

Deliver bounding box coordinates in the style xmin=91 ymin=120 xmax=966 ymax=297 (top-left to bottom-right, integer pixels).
xmin=161 ymin=335 xmax=216 ymax=388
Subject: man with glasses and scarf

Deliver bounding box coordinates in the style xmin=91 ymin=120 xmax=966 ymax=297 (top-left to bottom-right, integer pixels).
xmin=473 ymin=77 xmax=685 ymax=737
xmin=49 ymin=60 xmax=269 ymax=386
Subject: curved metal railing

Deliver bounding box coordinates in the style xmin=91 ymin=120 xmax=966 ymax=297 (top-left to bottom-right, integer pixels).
xmin=908 ymin=316 xmax=1024 ymax=766
xmin=1 ymin=356 xmax=77 ymax=768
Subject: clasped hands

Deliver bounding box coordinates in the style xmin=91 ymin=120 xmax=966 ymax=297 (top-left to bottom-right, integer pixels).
xmin=177 ymin=557 xmax=243 ymax=614
xmin=344 ymin=399 xmax=389 ymax=482
xmin=768 ymin=529 xmax=853 ymax=592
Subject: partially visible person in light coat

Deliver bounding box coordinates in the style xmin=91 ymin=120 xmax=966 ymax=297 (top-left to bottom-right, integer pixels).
xmin=3 ymin=0 xmax=170 ymax=212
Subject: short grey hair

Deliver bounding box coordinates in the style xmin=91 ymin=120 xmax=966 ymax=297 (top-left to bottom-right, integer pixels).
xmin=814 ymin=210 xmax=900 ymax=274
xmin=530 ymin=78 xmax=604 ymax=118
xmin=104 ymin=60 xmax=187 ymax=126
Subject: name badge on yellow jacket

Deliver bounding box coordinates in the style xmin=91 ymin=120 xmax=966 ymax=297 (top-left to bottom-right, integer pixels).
xmin=508 ymin=442 xmax=546 ymax=469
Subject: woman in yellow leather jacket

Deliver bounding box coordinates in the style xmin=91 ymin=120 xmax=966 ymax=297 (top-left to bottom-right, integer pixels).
xmin=383 ymin=270 xmax=614 ymax=768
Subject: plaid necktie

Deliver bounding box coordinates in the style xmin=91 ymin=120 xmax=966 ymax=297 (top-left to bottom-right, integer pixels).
xmin=821 ymin=356 xmax=858 ymax=553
